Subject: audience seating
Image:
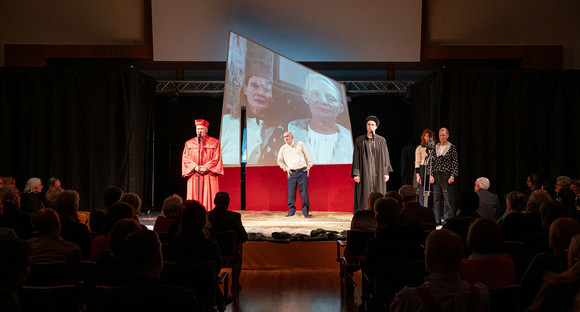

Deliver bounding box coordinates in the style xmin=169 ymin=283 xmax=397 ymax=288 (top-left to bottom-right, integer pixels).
xmin=336 ymin=230 xmax=375 ymax=299
xmin=19 ymin=284 xmax=81 ymax=312
xmin=363 ymin=259 xmax=428 ymax=311
xmin=25 ymin=261 xmax=78 ymax=286
xmin=214 ymin=230 xmax=241 ymax=311
xmin=160 ymin=260 xmax=230 ymax=312
xmin=504 ymin=241 xmax=526 ymax=282
xmin=489 ymin=284 xmax=522 ymax=312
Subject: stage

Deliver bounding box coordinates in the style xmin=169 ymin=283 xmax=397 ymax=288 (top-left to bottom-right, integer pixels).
xmin=140 ymin=210 xmax=353 ymax=241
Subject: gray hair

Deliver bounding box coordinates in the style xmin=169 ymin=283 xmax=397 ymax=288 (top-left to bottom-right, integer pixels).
xmin=398 ymin=185 xmax=418 ymax=202
xmin=556 ymin=176 xmax=572 ymax=188
xmin=23 ymin=177 xmax=42 ymax=194
xmin=475 ymin=177 xmax=490 ymax=190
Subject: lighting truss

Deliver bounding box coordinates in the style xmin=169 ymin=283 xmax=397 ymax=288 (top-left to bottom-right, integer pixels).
xmin=156 ymin=80 xmax=414 ymax=95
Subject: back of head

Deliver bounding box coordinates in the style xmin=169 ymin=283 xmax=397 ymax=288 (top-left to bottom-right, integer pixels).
xmin=120 ymin=193 xmax=142 ymax=214
xmin=374 ymin=197 xmax=401 ymax=227
xmin=0 ymin=185 xmax=19 ymax=204
xmin=33 ymin=208 xmax=60 ymax=235
xmin=108 ymin=218 xmax=142 ymax=257
xmin=567 ymin=234 xmax=580 ymax=269
xmin=121 ymin=230 xmax=162 ymax=277
xmin=214 ymin=191 xmax=230 ymax=208
xmin=475 ymin=177 xmax=490 ymax=190
xmin=45 ymin=187 xmax=64 ymax=209
xmin=55 ymin=190 xmax=79 ymax=219
xmin=557 ymin=189 xmax=576 ymax=210
xmin=162 ymin=195 xmax=183 ymax=220
xmin=540 ymin=200 xmax=569 ymax=228
xmin=179 ymin=200 xmax=208 ymax=235
xmin=556 ymin=176 xmax=572 ymax=189
xmin=367 ymin=192 xmax=383 ymax=211
xmin=528 ymin=190 xmax=552 ymax=213
xmin=0 ymin=237 xmax=31 ymax=288
xmin=398 ymin=185 xmax=418 ymax=203
xmin=467 ymin=218 xmax=504 ymax=254
xmin=506 ymin=191 xmax=526 ymax=212
xmin=460 ymin=190 xmax=480 ymax=215
xmin=549 ymin=218 xmax=580 ymax=255
xmin=103 ymin=186 xmax=124 ymax=209
xmin=425 ymin=229 xmax=464 ymax=274
xmin=384 ymin=191 xmax=403 ymax=207
xmin=103 ymin=202 xmax=136 ymax=233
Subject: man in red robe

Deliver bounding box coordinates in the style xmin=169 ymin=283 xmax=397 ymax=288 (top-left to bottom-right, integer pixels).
xmin=182 ymin=119 xmax=224 ymax=211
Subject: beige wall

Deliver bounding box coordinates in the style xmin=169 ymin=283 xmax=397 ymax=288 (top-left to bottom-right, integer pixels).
xmin=1 ymin=0 xmax=579 ymax=68
xmin=0 ymin=0 xmax=145 ymax=66
xmin=426 ymin=0 xmax=580 ymax=69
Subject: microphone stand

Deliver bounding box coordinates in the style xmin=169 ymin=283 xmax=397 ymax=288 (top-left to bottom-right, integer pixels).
xmin=197 ymin=133 xmax=202 ymax=202
xmin=422 ymin=148 xmax=434 ymax=206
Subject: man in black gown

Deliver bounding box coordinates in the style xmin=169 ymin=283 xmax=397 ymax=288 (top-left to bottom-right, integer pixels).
xmin=351 ymin=115 xmax=392 ymax=213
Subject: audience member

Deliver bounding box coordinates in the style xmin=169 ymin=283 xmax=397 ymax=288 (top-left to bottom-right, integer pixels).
xmin=390 ymin=229 xmax=490 ymax=311
xmin=95 ymin=218 xmax=142 ymax=286
xmin=0 ymin=176 xmax=4 ymax=188
xmin=474 ymin=177 xmax=499 ymax=221
xmin=541 ymin=180 xmax=557 ymax=200
xmin=44 ymin=186 xmax=63 ymax=209
xmin=525 ymin=173 xmax=540 ymax=199
xmin=527 ymin=233 xmax=580 ymax=311
xmin=497 ymin=191 xmax=526 ymax=226
xmin=458 ymin=218 xmax=516 ymax=288
xmin=384 ymin=191 xmax=403 ymax=207
xmin=555 ymin=175 xmax=572 ymax=197
xmin=87 ymin=230 xmax=198 ymax=312
xmin=520 ymin=217 xmax=580 ymax=307
xmin=208 ymin=191 xmax=248 ymax=245
xmin=0 ymin=185 xmax=33 ymax=239
xmin=20 ymin=177 xmax=44 ymax=214
xmin=501 ymin=189 xmax=547 ymax=242
xmin=0 ymin=235 xmax=31 ymax=312
xmin=363 ymin=197 xmax=424 ymax=279
xmin=120 ymin=192 xmax=143 ymax=217
xmin=350 ymin=191 xmax=382 ymax=231
xmin=90 ymin=186 xmax=124 ymax=233
xmin=165 ymin=200 xmax=223 ymax=307
xmin=55 ymin=190 xmax=92 ymax=260
xmin=153 ymin=194 xmax=182 ymax=235
xmin=398 ymin=185 xmax=436 ymax=231
xmin=90 ymin=202 xmax=135 ymax=261
xmin=523 ymin=200 xmax=569 ymax=264
xmin=443 ymin=190 xmax=481 ymax=256
xmin=28 ymin=208 xmax=82 ymax=279
xmin=2 ymin=177 xmax=16 ymax=186
xmin=47 ymin=177 xmax=62 ymax=191
xmin=165 ymin=200 xmax=222 ymax=274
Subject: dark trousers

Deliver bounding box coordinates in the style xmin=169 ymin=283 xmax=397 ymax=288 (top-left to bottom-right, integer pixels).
xmin=287 ymin=169 xmax=309 ymax=215
xmin=432 ymin=171 xmax=456 ymax=224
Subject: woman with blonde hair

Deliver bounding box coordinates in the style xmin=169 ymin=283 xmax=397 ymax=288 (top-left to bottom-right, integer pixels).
xmin=20 ymin=177 xmax=44 ymax=214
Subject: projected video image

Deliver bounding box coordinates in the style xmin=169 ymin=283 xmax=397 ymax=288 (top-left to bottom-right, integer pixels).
xmin=220 ymin=32 xmax=353 ymax=167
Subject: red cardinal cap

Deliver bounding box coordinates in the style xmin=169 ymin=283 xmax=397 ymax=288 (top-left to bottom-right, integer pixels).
xmin=195 ymin=119 xmax=209 ymax=128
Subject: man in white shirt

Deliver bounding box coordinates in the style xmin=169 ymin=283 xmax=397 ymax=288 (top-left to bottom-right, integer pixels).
xmin=277 ymin=132 xmax=314 ymax=218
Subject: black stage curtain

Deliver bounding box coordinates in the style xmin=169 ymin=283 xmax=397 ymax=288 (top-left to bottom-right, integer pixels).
xmin=153 ymin=95 xmax=223 ymax=208
xmin=410 ymin=69 xmax=580 ymax=205
xmin=0 ymin=68 xmax=155 ymax=211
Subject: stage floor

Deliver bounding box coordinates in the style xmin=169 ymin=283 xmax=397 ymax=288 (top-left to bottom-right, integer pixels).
xmin=139 ymin=210 xmax=353 ymax=240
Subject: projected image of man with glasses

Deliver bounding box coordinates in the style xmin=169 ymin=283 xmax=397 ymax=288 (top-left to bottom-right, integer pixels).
xmin=288 ymin=73 xmax=353 ymax=164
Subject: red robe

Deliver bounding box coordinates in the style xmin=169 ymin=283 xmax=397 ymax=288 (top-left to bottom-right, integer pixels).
xmin=182 ymin=135 xmax=224 ymax=211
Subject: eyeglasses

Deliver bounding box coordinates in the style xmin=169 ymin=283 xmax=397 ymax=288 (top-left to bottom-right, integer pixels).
xmin=305 ymin=90 xmax=340 ymax=106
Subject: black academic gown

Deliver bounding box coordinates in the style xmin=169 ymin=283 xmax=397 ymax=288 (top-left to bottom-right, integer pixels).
xmin=351 ymin=134 xmax=393 ymax=213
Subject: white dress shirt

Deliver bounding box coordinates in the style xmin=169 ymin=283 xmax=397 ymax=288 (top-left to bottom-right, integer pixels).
xmin=277 ymin=140 xmax=313 ymax=172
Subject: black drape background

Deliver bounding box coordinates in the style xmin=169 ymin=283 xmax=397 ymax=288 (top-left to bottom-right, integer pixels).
xmin=0 ymin=68 xmax=155 ymax=211
xmin=410 ymin=69 xmax=580 ymax=208
xmin=3 ymin=67 xmax=578 ymax=212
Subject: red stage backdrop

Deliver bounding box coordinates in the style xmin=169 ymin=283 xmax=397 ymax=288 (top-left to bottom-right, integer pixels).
xmin=219 ymin=167 xmax=242 ymax=210
xmin=245 ymin=164 xmax=353 ymax=212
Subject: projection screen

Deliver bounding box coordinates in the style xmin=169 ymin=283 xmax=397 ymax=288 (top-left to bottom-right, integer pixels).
xmin=220 ymin=32 xmax=353 ymax=167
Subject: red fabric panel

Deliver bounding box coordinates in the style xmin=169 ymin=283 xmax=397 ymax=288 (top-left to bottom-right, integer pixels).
xmin=245 ymin=164 xmax=354 ymax=212
xmin=219 ymin=166 xmax=242 ymax=210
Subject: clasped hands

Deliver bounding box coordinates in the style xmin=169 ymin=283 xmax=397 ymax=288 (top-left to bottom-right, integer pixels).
xmin=195 ymin=165 xmax=209 ymax=174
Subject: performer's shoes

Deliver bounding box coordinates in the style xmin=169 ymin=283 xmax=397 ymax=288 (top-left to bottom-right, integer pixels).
xmin=303 ymin=214 xmax=311 ymax=218
xmin=285 ymin=214 xmax=295 ymax=217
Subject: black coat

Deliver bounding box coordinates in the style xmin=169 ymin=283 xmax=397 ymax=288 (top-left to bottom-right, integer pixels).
xmin=351 ymin=134 xmax=392 ymax=213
